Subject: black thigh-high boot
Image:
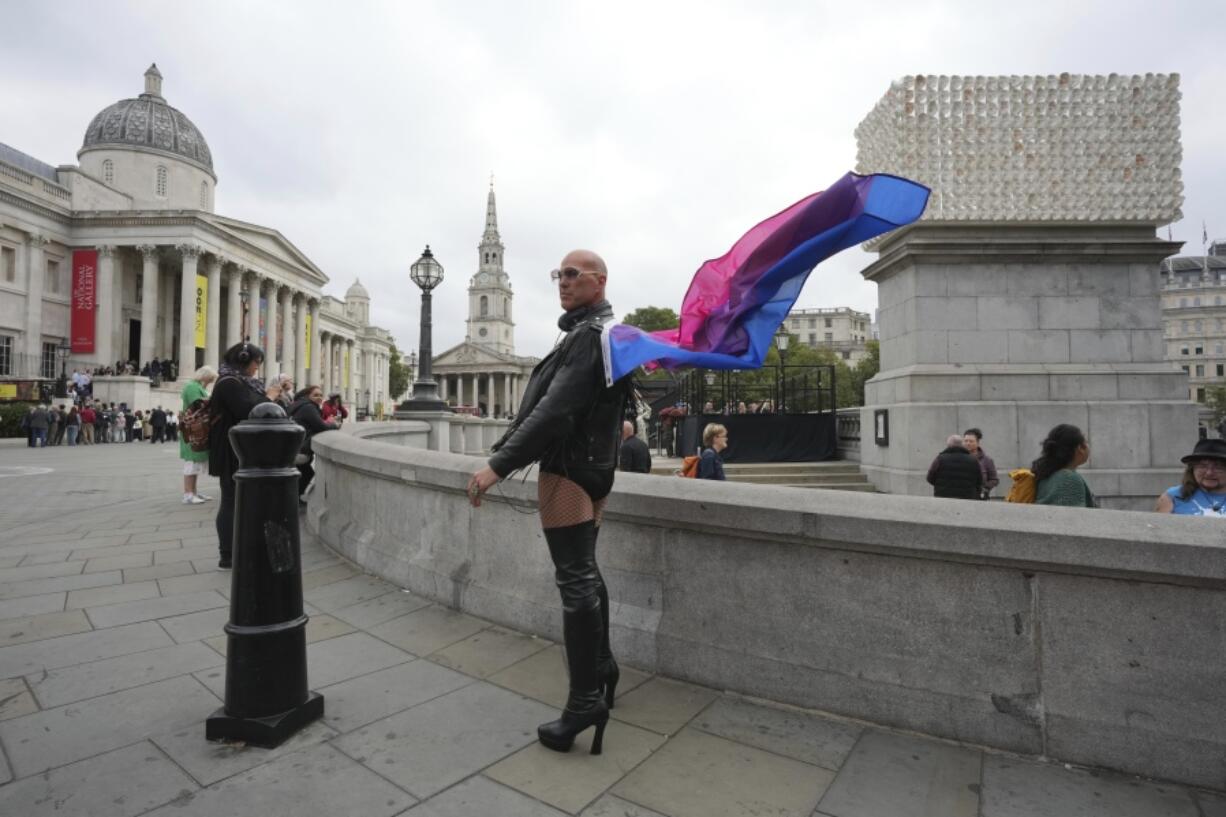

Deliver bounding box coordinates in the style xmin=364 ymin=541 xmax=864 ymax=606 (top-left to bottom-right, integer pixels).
xmin=538 ymin=521 xmax=609 ymax=754
xmin=592 ymin=525 xmax=619 ymax=709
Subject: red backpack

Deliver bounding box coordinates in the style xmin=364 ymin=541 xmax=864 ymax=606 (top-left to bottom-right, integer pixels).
xmin=678 ymin=455 xmax=700 ymax=478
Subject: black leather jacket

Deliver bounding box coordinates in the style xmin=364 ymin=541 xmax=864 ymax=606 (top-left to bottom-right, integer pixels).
xmin=489 ymin=300 xmax=628 ymax=479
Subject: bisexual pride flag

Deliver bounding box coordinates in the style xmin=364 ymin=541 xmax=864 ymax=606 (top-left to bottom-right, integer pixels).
xmin=600 ymin=172 xmax=929 ymax=385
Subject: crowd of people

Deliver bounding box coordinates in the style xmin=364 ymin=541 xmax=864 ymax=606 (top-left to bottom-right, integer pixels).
xmin=19 ymin=401 xmax=180 ymax=447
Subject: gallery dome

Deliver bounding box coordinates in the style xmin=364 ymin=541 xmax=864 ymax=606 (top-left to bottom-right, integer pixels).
xmin=79 ymin=64 xmax=214 ymax=177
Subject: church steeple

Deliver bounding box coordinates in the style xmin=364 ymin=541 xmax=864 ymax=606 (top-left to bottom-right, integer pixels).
xmin=468 ymin=179 xmax=515 ymax=354
xmin=479 ymin=177 xmax=505 ymax=274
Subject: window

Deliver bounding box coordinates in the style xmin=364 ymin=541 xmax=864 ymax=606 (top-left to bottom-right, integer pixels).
xmin=807 ymin=333 xmax=816 ymax=344
xmin=1218 ymin=364 xmax=1224 ymax=378
xmin=1182 ymin=365 xmax=1190 ymax=374
xmin=1195 ymin=320 xmax=1203 ymax=333
xmin=824 ymin=332 xmax=834 ymax=343
xmin=103 ymin=159 xmax=114 ymax=185
xmin=808 ymin=318 xmax=816 ymax=328
xmin=1182 ymin=320 xmax=1190 ymax=333
xmin=1 ymin=246 xmax=14 ymax=282
xmin=45 ymin=259 xmax=60 ymax=294
xmin=1180 ymin=297 xmax=1188 ymax=308
xmin=1197 ymin=387 xmax=1206 ymax=403
xmin=1196 ymin=346 xmax=1204 ymax=355
xmin=0 ymin=335 xmax=11 ymax=375
xmin=1181 ymin=346 xmax=1189 ymax=355
xmin=41 ymin=341 xmax=56 ymax=379
xmin=1196 ymin=364 xmax=1205 ymax=377
xmin=199 ymin=181 xmax=208 ymax=209
xmin=479 ymin=295 xmax=488 ymax=317
xmin=1217 ymin=296 xmax=1223 ymax=306
xmin=841 ymin=350 xmax=851 ymax=360
xmin=155 ymin=165 xmax=167 ymax=197
xmin=825 ymin=318 xmax=833 ymax=328
xmin=1217 ymin=343 xmax=1224 ymax=355
xmin=1195 ymin=297 xmax=1202 ymax=307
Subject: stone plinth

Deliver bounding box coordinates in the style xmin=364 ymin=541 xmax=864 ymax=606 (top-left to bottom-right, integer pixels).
xmin=90 ymin=375 xmax=151 ymax=410
xmin=857 ymin=224 xmax=1196 ymax=507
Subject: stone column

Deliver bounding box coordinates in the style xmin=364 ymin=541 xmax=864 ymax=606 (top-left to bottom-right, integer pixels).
xmin=205 ymin=255 xmax=222 ymax=369
xmin=264 ymin=281 xmax=279 ymax=381
xmin=503 ymin=372 xmax=511 ymax=417
xmin=294 ymin=294 xmax=307 ymax=389
xmin=23 ymin=233 xmax=47 ymax=377
xmin=309 ymin=300 xmax=322 ymax=386
xmin=177 ymin=245 xmax=201 ymax=373
xmin=345 ymin=339 xmax=355 ymax=405
xmin=95 ymin=245 xmax=116 ymax=368
xmin=457 ymin=373 xmax=465 ymax=407
xmin=279 ymin=286 xmax=294 ymax=383
xmin=242 ymin=268 xmax=260 ymax=343
xmin=160 ymin=268 xmax=176 ymax=359
xmin=226 ymin=266 xmax=242 ymax=349
xmin=137 ymin=244 xmax=159 ymax=366
xmin=439 ymin=373 xmax=447 ymax=402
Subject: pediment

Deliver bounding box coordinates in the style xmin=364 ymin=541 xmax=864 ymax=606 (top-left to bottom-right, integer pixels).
xmin=433 ymin=342 xmax=512 ymax=368
xmin=204 ymin=214 xmax=327 ymax=284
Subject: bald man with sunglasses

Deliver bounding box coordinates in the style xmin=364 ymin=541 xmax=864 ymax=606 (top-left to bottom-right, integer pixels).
xmin=468 ymin=248 xmax=630 ymax=756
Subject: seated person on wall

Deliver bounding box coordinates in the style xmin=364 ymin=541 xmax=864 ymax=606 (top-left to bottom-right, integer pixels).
xmin=698 ymin=423 xmax=728 ymax=480
xmin=1155 ymin=439 xmax=1226 ymax=516
xmin=926 ymin=434 xmax=982 ymax=499
xmin=1033 ymin=424 xmax=1095 ymax=508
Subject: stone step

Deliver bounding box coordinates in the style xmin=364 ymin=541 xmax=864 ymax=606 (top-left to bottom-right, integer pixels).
xmin=730 ymin=473 xmax=871 ymax=485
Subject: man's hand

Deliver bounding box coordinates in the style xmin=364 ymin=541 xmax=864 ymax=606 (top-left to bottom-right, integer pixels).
xmin=468 ymin=465 xmax=501 ymax=508
xmin=266 ymin=383 xmax=282 ymax=401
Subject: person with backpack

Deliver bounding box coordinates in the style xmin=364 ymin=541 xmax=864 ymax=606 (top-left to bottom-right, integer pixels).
xmin=180 ymin=366 xmax=217 ymax=505
xmin=1033 ymin=424 xmax=1095 ymax=507
xmin=288 ymin=384 xmax=336 ymax=502
xmin=697 ymin=423 xmax=728 ymax=480
xmin=468 ymin=249 xmax=629 ymax=757
xmin=209 ymin=343 xmax=281 ymax=569
xmin=1155 ymin=439 xmax=1226 ymax=516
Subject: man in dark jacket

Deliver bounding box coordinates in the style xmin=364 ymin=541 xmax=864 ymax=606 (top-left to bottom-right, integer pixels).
xmin=926 ymin=434 xmax=983 ymax=499
xmin=468 ymin=249 xmax=626 ymax=756
xmin=618 ymin=420 xmax=652 ymax=474
xmin=149 ymin=406 xmax=167 ymax=443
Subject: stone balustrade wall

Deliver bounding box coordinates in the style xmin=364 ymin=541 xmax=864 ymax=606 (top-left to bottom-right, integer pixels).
xmin=308 ymin=423 xmax=1226 ymax=790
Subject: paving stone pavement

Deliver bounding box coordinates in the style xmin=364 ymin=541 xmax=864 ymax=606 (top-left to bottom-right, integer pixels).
xmin=0 ymin=440 xmax=1219 ymax=816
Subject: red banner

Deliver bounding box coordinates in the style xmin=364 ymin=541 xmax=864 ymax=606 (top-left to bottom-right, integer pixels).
xmin=70 ymin=249 xmax=97 ymax=353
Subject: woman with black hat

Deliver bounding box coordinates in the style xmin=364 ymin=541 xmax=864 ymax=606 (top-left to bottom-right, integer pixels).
xmin=1155 ymin=439 xmax=1226 ymax=516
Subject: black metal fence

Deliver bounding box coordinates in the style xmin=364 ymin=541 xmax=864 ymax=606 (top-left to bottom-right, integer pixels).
xmin=677 ymin=365 xmax=837 ymax=415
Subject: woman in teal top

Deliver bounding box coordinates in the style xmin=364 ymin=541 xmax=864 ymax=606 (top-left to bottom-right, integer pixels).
xmin=1155 ymin=438 xmax=1226 ymax=516
xmin=1033 ymin=424 xmax=1095 ymax=507
xmin=180 ymin=366 xmax=217 ymax=504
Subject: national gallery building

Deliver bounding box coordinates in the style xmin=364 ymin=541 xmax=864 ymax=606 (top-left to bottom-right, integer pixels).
xmin=0 ymin=64 xmax=393 ymax=411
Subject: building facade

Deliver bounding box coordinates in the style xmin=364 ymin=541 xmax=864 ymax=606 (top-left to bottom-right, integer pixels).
xmin=1160 ymin=243 xmax=1226 ymax=427
xmin=783 ymin=306 xmax=872 ymax=362
xmin=0 ymin=64 xmax=392 ymax=410
xmin=432 ymin=185 xmax=538 ymax=416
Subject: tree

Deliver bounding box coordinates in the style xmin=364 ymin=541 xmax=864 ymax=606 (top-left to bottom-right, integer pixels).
xmin=622 ymin=306 xmax=679 ymax=333
xmin=849 ymin=340 xmax=880 ymax=405
xmin=1206 ymin=385 xmax=1226 ymax=430
xmin=388 ymin=344 xmax=412 ymax=400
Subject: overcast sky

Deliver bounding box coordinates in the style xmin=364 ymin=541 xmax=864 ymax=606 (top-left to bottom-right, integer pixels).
xmin=3 ymin=0 xmax=1223 ymax=359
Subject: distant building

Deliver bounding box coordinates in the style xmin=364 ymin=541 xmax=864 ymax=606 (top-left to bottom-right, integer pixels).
xmin=0 ymin=64 xmax=393 ymax=411
xmin=1161 ymin=243 xmax=1226 ymax=428
xmin=431 ymin=184 xmax=538 ymax=417
xmin=783 ymin=307 xmax=872 ymax=363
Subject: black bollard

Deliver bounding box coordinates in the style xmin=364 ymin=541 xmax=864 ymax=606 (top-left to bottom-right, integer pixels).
xmin=206 ymin=402 xmax=323 ymax=747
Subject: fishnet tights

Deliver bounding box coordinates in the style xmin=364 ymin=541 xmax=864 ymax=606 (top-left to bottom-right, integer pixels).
xmin=538 ymin=473 xmax=607 ymax=529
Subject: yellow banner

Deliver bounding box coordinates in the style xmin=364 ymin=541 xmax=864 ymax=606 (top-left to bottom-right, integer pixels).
xmin=194 ymin=274 xmax=207 ymax=348
xmin=0 ymin=384 xmax=15 ymax=399
xmin=304 ymin=314 xmax=312 ymax=369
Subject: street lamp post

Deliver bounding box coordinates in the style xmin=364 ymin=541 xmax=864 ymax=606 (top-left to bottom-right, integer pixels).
xmin=397 ymin=246 xmax=450 ymax=412
xmin=774 ymin=332 xmax=789 ymax=413
xmin=703 ymin=371 xmax=716 ymax=413
xmin=55 ymin=337 xmax=71 ymax=398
